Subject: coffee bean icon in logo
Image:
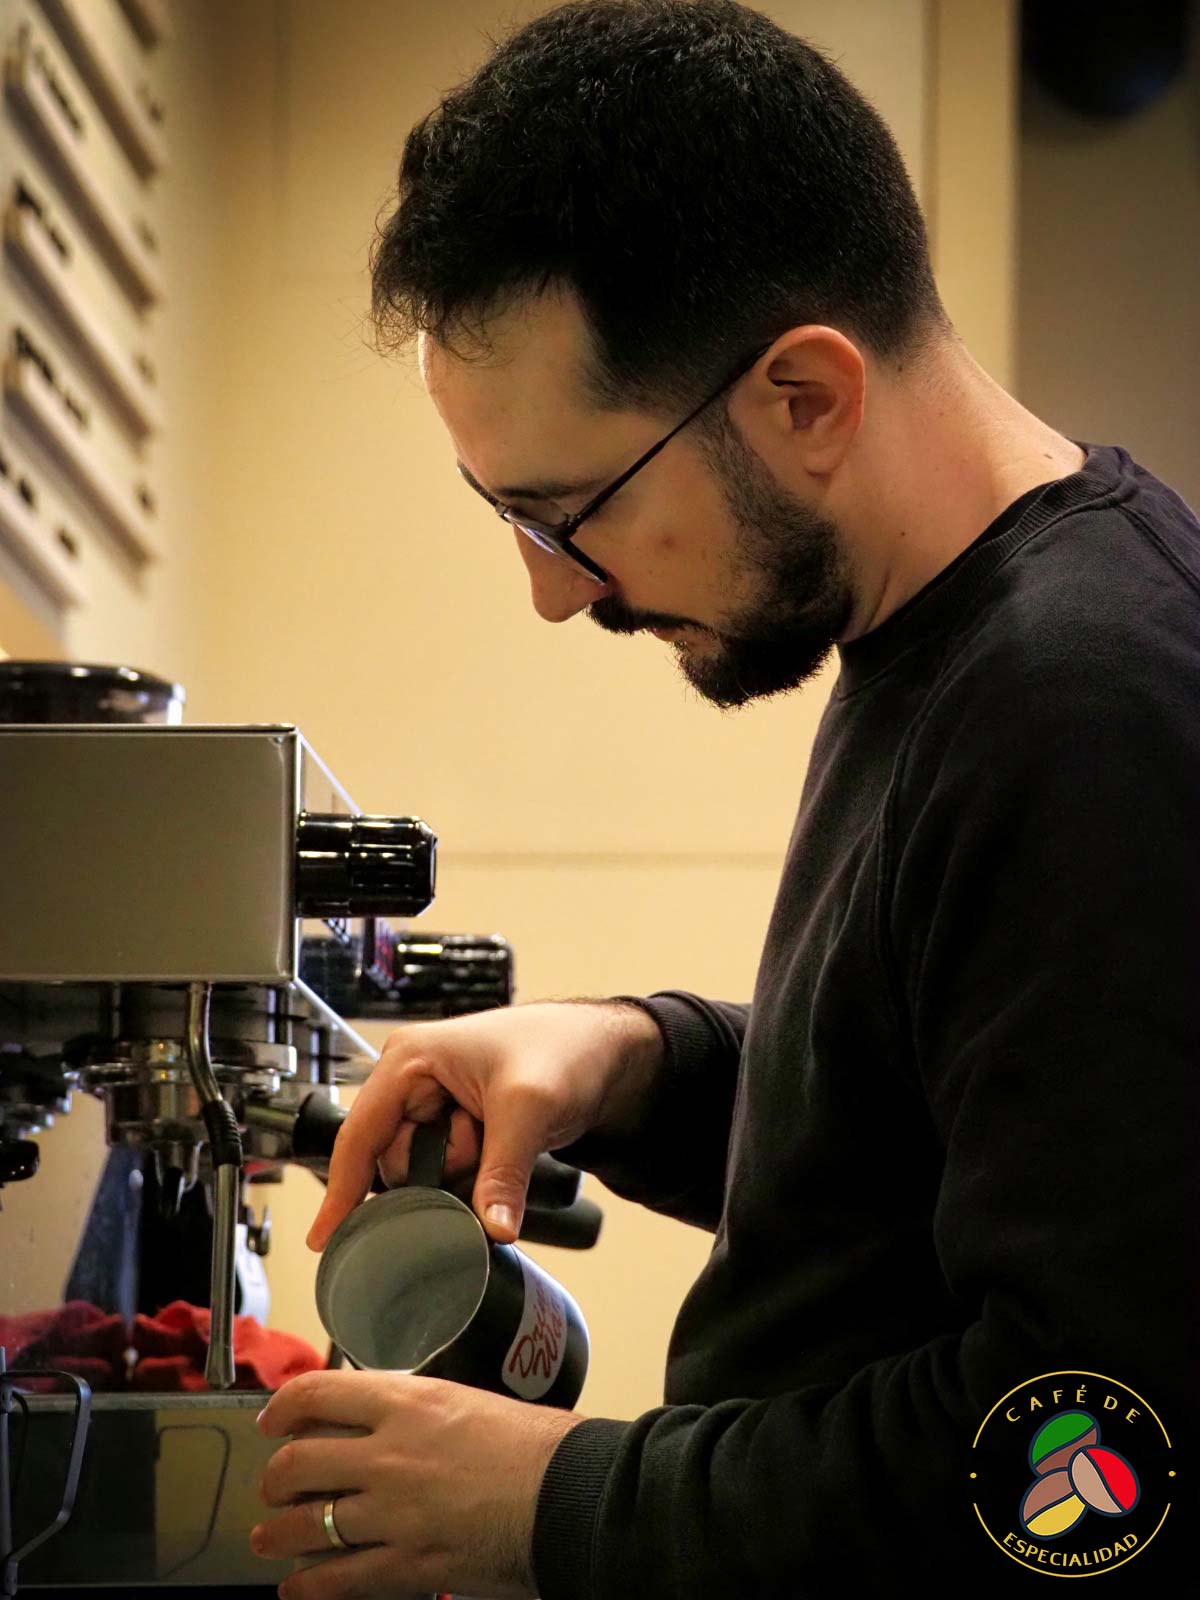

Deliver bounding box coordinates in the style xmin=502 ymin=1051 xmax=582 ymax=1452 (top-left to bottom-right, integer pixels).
xmin=1029 ymin=1410 xmax=1100 ymax=1475
xmin=1068 ymin=1446 xmax=1141 ymax=1517
xmin=1020 ymin=1470 xmax=1088 ymax=1538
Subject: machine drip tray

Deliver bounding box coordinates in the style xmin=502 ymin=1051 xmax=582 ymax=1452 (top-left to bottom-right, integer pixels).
xmin=24 ymin=1589 xmax=282 ymax=1597
xmin=6 ymin=1391 xmax=292 ymax=1588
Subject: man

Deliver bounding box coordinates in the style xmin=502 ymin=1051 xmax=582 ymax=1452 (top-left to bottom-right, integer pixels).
xmin=251 ymin=2 xmax=1195 ymax=1594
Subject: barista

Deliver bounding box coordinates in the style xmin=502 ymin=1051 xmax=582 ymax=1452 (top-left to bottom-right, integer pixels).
xmin=250 ymin=3 xmax=1196 ymax=1594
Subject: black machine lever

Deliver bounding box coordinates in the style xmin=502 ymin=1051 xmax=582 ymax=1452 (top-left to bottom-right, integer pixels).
xmin=518 ymin=1195 xmax=603 ymax=1250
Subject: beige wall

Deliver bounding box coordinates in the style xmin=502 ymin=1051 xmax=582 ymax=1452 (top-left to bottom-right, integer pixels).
xmin=927 ymin=0 xmax=1019 ymax=386
xmin=10 ymin=0 xmax=1028 ymax=1424
xmin=1016 ymin=16 xmax=1200 ymax=511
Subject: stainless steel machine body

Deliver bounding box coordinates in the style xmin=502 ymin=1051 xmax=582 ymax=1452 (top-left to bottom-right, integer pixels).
xmin=0 ymin=697 xmax=590 ymax=1592
xmin=0 ymin=721 xmax=428 ymax=986
xmin=0 ymin=714 xmax=439 ymax=1590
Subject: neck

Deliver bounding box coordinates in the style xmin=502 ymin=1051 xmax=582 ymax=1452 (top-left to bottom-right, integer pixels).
xmin=836 ymin=335 xmax=1086 ymax=640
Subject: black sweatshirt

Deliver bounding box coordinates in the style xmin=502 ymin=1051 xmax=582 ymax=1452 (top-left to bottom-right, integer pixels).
xmin=532 ymin=443 xmax=1198 ymax=1596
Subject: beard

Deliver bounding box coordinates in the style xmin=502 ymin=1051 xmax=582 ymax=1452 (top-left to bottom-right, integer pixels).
xmin=588 ymin=414 xmax=855 ymax=709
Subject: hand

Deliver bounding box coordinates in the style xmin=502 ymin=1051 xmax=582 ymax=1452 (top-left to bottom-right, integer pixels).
xmin=251 ymin=1368 xmax=585 ymax=1598
xmin=307 ymin=1000 xmax=663 ymax=1252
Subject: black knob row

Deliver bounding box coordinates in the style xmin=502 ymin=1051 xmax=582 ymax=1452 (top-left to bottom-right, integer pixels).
xmin=299 ymin=931 xmax=513 ymax=1021
xmin=296 ymin=814 xmax=437 ymax=917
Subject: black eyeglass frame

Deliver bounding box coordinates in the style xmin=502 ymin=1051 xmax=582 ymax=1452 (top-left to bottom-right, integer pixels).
xmin=459 ymin=342 xmax=773 ymax=584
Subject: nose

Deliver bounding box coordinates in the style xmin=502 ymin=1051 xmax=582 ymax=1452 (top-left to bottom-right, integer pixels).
xmin=514 ymin=531 xmax=610 ymax=622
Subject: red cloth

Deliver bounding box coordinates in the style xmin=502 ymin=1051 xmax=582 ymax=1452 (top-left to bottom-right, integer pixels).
xmin=1 ymin=1299 xmax=325 ymax=1393
xmin=0 ymin=1299 xmax=128 ymax=1390
xmin=129 ymin=1299 xmax=325 ymax=1391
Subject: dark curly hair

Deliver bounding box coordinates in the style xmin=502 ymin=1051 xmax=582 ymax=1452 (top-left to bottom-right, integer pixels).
xmin=372 ymin=0 xmax=947 ymax=412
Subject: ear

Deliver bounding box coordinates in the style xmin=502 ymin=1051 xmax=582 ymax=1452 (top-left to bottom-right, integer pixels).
xmin=732 ymin=326 xmax=865 ymax=476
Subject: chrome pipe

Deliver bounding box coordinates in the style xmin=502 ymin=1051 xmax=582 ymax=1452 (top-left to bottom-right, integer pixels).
xmin=206 ymin=1165 xmax=239 ymax=1390
xmin=184 ymin=982 xmax=238 ymax=1390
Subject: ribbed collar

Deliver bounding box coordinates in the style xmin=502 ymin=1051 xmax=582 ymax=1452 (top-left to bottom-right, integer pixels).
xmin=835 ymin=442 xmax=1132 ymax=696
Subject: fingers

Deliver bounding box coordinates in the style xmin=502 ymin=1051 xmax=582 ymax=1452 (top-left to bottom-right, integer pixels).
xmin=258 ymin=1438 xmax=366 ymax=1509
xmin=444 ymin=1103 xmax=483 ymax=1179
xmin=306 ymin=1084 xmax=402 ymax=1252
xmin=258 ymin=1370 xmax=390 ymax=1438
xmin=373 ymin=1119 xmax=417 ymax=1190
xmin=307 ymin=1056 xmax=447 ymax=1251
xmin=471 ymin=1087 xmax=552 ymax=1243
xmin=250 ymin=1492 xmax=383 ymax=1563
xmin=306 ymin=1019 xmax=558 ymax=1253
xmin=375 ymin=1104 xmax=481 ymax=1190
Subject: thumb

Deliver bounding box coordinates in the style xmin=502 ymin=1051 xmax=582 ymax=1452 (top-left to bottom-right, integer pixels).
xmin=472 ymin=1099 xmax=546 ymax=1243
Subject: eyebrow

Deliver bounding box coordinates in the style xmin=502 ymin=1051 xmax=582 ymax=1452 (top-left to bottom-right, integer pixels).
xmin=457 ymin=461 xmax=607 ymax=506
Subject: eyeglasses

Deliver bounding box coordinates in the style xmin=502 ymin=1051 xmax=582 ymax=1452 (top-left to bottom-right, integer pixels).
xmin=458 ymin=343 xmax=772 ymax=584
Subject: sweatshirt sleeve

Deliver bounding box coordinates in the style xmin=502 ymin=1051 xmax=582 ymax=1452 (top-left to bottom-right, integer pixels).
xmin=531 ymin=591 xmax=1198 ymax=1595
xmin=550 ymin=991 xmax=748 ymax=1231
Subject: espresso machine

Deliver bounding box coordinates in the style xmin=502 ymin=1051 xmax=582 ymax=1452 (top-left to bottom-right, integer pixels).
xmin=0 ymin=662 xmax=599 ymax=1594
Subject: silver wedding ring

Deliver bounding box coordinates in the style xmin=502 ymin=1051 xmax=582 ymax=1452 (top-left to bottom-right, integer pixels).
xmin=323 ymin=1495 xmax=355 ymax=1551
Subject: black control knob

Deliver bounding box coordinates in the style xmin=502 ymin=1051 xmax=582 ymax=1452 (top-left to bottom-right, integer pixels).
xmin=391 ymin=932 xmax=513 ymax=1016
xmin=0 ymin=1138 xmax=39 ymax=1184
xmin=295 ymin=814 xmax=437 ymax=917
xmin=300 ymin=929 xmax=514 ymax=1019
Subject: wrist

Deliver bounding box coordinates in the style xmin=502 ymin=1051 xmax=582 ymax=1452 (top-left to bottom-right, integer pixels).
xmin=587 ymin=999 xmax=666 ymax=1139
xmin=507 ymin=1408 xmax=588 ymax=1592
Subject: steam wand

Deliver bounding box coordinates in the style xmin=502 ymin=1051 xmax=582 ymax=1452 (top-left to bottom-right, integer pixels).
xmin=184 ymin=982 xmax=242 ymax=1389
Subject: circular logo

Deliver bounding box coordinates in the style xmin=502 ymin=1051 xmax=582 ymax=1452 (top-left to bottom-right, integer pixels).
xmin=971 ymin=1372 xmax=1173 ymax=1577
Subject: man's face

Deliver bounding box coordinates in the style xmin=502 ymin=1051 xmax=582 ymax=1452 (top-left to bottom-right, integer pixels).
xmin=421 ymin=289 xmax=854 ymax=709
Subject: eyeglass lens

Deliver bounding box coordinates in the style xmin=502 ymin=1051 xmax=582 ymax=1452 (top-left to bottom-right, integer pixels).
xmin=507 ymin=514 xmax=567 ymax=558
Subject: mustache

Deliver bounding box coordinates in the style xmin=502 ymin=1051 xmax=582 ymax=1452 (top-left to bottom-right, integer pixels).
xmin=587 ymin=596 xmax=701 ymax=634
